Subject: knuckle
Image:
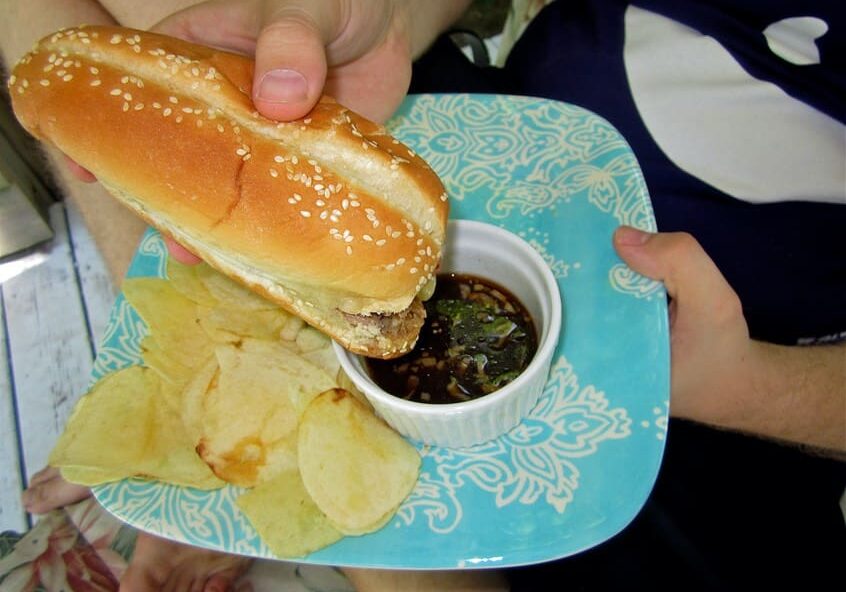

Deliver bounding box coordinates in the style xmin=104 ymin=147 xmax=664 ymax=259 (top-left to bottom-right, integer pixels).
xmin=262 ymin=1 xmax=332 ymax=38
xmin=712 ymin=288 xmax=744 ymax=323
xmin=665 ymin=231 xmax=699 ymax=258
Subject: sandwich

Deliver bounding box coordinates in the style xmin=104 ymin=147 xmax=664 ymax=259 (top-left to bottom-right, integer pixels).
xmin=8 ymin=25 xmax=449 ymax=359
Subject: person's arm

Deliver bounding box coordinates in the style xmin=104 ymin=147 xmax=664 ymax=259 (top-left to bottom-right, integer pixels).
xmin=614 ymin=227 xmax=846 ymax=456
xmin=732 ymin=340 xmax=846 ymax=454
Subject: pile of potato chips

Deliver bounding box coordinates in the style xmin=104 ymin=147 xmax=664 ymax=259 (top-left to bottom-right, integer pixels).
xmin=49 ymin=259 xmax=420 ymax=557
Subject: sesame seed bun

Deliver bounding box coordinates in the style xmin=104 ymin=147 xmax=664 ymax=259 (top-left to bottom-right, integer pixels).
xmin=9 ymin=25 xmax=449 ymax=359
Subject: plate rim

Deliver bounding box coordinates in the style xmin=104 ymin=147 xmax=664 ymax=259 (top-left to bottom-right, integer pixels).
xmin=91 ymin=92 xmax=670 ymax=568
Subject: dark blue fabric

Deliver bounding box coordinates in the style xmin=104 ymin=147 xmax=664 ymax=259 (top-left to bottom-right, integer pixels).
xmin=505 ymin=419 xmax=846 ymax=591
xmin=634 ymin=0 xmax=845 ymax=123
xmin=413 ymin=0 xmax=846 ymax=346
xmin=409 ymin=2 xmax=846 ymax=588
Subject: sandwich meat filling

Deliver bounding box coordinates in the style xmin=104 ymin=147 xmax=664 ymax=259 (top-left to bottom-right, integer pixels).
xmin=341 ymin=299 xmax=426 ymax=354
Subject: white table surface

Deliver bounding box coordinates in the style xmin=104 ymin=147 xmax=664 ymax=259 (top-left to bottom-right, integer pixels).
xmin=0 ymin=199 xmax=115 ymax=534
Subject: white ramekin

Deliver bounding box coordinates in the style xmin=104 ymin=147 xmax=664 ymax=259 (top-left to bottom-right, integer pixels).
xmin=333 ymin=219 xmax=562 ymax=448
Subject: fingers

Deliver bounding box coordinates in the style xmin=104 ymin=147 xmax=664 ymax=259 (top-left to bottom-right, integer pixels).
xmin=164 ymin=236 xmax=203 ymax=265
xmin=252 ymin=1 xmax=335 ymax=121
xmin=613 ymin=226 xmax=752 ymax=423
xmin=22 ymin=467 xmax=92 ymax=514
xmin=154 ymin=0 xmax=338 ymax=122
xmin=64 ymin=155 xmax=97 ymax=182
xmin=153 ymin=1 xmax=408 ymax=122
xmin=151 ymin=0 xmax=260 ymax=54
xmin=28 ymin=465 xmax=61 ymax=486
xmin=613 ymin=226 xmax=741 ymax=321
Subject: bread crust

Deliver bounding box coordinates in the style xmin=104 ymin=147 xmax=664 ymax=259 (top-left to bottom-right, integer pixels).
xmin=9 ymin=25 xmax=449 ymax=358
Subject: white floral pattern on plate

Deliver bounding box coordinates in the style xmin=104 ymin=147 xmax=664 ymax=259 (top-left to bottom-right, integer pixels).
xmin=93 ymin=94 xmax=669 ymax=569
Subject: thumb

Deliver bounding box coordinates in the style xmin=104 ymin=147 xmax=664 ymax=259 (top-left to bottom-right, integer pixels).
xmin=152 ymin=0 xmax=336 ymax=122
xmin=612 ymin=226 xmax=738 ymax=318
xmin=252 ymin=3 xmax=340 ymax=120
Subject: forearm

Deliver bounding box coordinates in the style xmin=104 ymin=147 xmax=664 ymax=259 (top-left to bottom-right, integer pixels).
xmin=0 ymin=0 xmax=116 ymax=68
xmin=700 ymin=341 xmax=846 ymax=455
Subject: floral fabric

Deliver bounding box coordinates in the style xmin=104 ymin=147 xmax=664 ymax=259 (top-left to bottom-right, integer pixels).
xmin=0 ymin=498 xmax=131 ymax=592
xmin=0 ymin=498 xmax=353 ymax=592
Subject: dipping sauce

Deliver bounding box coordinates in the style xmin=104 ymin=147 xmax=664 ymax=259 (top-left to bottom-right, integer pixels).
xmin=365 ymin=273 xmax=538 ymax=404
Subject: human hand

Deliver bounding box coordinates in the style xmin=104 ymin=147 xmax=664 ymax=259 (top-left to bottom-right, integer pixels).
xmin=153 ymin=0 xmax=416 ymax=124
xmin=66 ymin=0 xmax=422 ymax=265
xmin=614 ymin=226 xmax=846 ymax=452
xmin=21 ymin=466 xmax=91 ymax=514
xmin=612 ymin=226 xmax=754 ymax=427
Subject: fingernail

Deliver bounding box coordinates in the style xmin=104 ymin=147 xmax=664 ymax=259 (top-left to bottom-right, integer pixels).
xmin=615 ymin=226 xmax=652 ymax=246
xmin=257 ymin=69 xmax=308 ymax=103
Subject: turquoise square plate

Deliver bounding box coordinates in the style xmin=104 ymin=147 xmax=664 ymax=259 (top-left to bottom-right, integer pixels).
xmin=91 ymin=94 xmax=670 ymax=569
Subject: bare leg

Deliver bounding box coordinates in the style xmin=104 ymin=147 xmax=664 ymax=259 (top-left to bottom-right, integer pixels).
xmin=343 ymin=567 xmax=509 ymax=592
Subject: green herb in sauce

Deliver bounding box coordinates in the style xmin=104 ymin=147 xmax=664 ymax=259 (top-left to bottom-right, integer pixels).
xmin=365 ymin=273 xmax=538 ymax=404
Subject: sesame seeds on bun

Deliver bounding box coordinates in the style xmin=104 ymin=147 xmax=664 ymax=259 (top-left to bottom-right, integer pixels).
xmin=9 ymin=25 xmax=449 ymax=358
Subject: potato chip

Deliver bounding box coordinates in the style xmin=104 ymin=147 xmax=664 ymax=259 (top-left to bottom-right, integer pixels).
xmin=123 ymin=278 xmax=214 ymax=378
xmin=300 ymin=347 xmax=340 ymax=381
xmin=298 ymin=389 xmax=420 ymax=535
xmin=293 ymin=327 xmax=337 ymax=373
xmin=181 ymin=354 xmax=219 ymax=442
xmin=146 ymin=435 xmax=227 ymax=490
xmin=59 ymin=466 xmax=126 ymax=487
xmin=198 ymin=340 xmax=337 ymax=487
xmin=62 ymin=462 xmax=217 ymax=490
xmin=166 ymin=258 xmax=218 ymax=307
xmin=246 ymin=339 xmax=339 ymax=418
xmin=236 ymin=469 xmax=343 ymax=558
xmin=139 ymin=335 xmax=196 ymax=389
xmin=279 ymin=315 xmax=305 ymax=341
xmin=199 ymin=270 xmax=279 ymax=311
xmin=294 ymin=325 xmax=327 ymax=353
xmin=52 ymin=262 xmax=421 ymax=556
xmin=336 ymin=369 xmax=373 ymax=410
xmin=198 ymin=305 xmax=290 ymax=344
xmin=50 ymin=366 xmax=224 ymax=489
